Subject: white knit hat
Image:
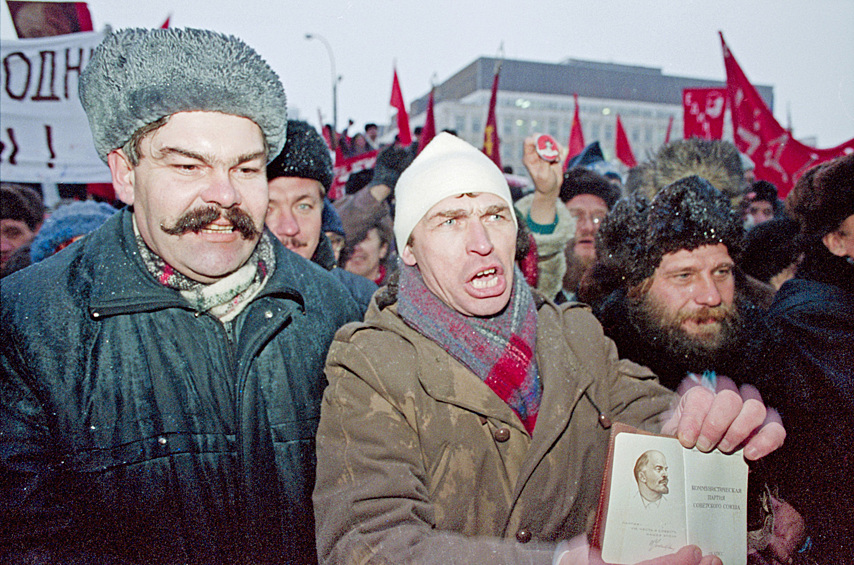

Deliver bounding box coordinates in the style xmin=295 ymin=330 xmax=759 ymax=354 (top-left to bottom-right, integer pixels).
xmin=393 ymin=133 xmax=516 ymax=247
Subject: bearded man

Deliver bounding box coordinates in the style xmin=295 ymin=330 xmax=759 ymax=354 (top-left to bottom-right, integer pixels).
xmin=592 ymin=176 xmax=763 ymax=391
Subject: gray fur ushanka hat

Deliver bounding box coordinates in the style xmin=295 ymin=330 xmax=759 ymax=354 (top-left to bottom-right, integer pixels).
xmin=79 ymin=27 xmax=287 ymax=163
xmin=597 ymin=175 xmax=744 ymax=287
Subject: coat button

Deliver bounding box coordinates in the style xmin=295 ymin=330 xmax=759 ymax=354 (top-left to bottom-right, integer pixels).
xmin=516 ymin=529 xmax=532 ymax=543
xmin=493 ymin=427 xmax=511 ymax=442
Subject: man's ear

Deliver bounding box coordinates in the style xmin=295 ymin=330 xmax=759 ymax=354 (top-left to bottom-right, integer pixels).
xmin=108 ymin=149 xmax=135 ymax=206
xmin=822 ymin=230 xmax=847 ymax=257
xmin=401 ymin=243 xmax=417 ymax=266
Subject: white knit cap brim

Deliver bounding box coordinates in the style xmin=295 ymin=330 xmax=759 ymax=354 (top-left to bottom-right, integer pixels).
xmin=393 ymin=133 xmax=516 ymax=247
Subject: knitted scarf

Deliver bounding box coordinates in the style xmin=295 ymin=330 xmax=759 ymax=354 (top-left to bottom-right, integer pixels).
xmin=136 ymin=225 xmax=276 ymax=323
xmin=397 ymin=263 xmax=541 ymax=434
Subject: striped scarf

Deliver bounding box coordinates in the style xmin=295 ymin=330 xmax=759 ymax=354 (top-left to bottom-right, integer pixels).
xmin=136 ymin=227 xmax=275 ymax=323
xmin=397 ymin=263 xmax=541 ymax=434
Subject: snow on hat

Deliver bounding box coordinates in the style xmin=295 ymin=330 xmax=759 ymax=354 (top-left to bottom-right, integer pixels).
xmin=30 ymin=200 xmax=118 ymax=263
xmin=79 ymin=27 xmax=287 ymax=163
xmin=266 ymin=120 xmax=333 ymax=193
xmin=597 ymin=175 xmax=743 ymax=287
xmin=393 ymin=132 xmax=516 ymax=247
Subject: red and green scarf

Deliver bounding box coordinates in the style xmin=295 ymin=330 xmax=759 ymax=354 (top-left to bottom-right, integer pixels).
xmin=397 ymin=263 xmax=541 ymax=434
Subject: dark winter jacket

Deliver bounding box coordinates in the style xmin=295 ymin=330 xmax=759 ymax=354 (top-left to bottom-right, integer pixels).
xmin=0 ymin=209 xmax=361 ymax=564
xmin=760 ymin=271 xmax=854 ymax=562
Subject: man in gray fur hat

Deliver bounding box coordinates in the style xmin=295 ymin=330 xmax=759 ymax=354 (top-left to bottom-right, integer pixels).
xmin=0 ymin=28 xmax=360 ymax=564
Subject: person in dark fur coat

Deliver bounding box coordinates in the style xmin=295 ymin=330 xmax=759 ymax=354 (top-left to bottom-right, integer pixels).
xmin=591 ymin=176 xmax=811 ymax=563
xmin=759 ymin=154 xmax=854 ymax=563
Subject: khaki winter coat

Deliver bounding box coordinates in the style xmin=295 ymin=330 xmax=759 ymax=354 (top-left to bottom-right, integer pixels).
xmin=314 ymin=289 xmax=674 ymax=564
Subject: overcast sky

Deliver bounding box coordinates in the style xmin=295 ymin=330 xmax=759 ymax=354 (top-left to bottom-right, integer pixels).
xmin=3 ymin=0 xmax=852 ymax=147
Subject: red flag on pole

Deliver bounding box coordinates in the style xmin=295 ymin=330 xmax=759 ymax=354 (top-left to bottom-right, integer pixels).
xmin=482 ymin=62 xmax=502 ymax=169
xmin=664 ymin=115 xmax=674 ymax=144
xmin=160 ymin=15 xmax=171 ymax=28
xmin=615 ymin=115 xmax=637 ymax=168
xmin=683 ymin=88 xmax=727 ymax=140
xmin=721 ymin=32 xmax=854 ymax=197
xmin=418 ymin=88 xmax=436 ymax=154
xmin=564 ymin=93 xmax=585 ymax=169
xmin=390 ymin=68 xmax=412 ymax=145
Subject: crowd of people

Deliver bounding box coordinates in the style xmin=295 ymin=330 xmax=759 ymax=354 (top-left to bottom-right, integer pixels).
xmin=1 ymin=26 xmax=851 ymax=565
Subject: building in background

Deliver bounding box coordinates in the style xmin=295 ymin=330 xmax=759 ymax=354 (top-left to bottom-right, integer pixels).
xmin=407 ymin=57 xmax=774 ymax=177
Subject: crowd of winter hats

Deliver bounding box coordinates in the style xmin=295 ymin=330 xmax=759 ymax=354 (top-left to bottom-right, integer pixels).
xmin=266 ymin=120 xmax=333 ymax=193
xmin=596 ymin=175 xmax=743 ymax=287
xmin=79 ymin=27 xmax=288 ymax=163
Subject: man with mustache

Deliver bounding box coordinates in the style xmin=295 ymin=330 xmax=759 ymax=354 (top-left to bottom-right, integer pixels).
xmin=0 ymin=28 xmax=360 ymax=564
xmin=265 ymin=119 xmax=378 ymax=314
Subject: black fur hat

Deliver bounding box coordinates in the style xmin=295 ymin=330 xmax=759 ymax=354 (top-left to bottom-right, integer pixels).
xmin=650 ymin=138 xmax=744 ymax=200
xmin=559 ymin=166 xmax=621 ymax=209
xmin=597 ymin=175 xmax=744 ymax=287
xmin=266 ymin=120 xmax=333 ymax=193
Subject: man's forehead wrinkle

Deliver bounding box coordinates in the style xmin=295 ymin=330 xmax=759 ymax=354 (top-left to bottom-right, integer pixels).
xmin=428 ymin=203 xmax=510 ymax=220
xmin=152 ymin=145 xmax=265 ymax=167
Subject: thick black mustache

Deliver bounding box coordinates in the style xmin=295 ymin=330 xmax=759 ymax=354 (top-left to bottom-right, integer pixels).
xmin=160 ymin=206 xmax=260 ymax=240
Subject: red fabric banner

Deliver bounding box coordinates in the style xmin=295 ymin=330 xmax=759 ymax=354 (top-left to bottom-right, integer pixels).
xmin=664 ymin=115 xmax=674 ymax=144
xmin=683 ymin=88 xmax=727 ymax=140
xmin=721 ymin=32 xmax=854 ymax=197
xmin=418 ymin=88 xmax=436 ymax=154
xmin=330 ymin=149 xmax=378 ymax=201
xmin=160 ymin=15 xmax=171 ymax=28
xmin=615 ymin=115 xmax=637 ymax=168
xmin=482 ymin=64 xmax=502 ymax=169
xmin=564 ymin=93 xmax=586 ymax=170
xmin=390 ymin=69 xmax=412 ymax=146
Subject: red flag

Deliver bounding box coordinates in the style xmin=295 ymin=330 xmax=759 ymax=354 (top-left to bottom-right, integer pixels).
xmin=390 ymin=68 xmax=412 ymax=145
xmin=564 ymin=93 xmax=585 ymax=169
xmin=330 ymin=150 xmax=378 ymax=201
xmin=721 ymin=32 xmax=854 ymax=197
xmin=418 ymin=88 xmax=436 ymax=154
xmin=482 ymin=63 xmax=502 ymax=169
xmin=683 ymin=88 xmax=727 ymax=140
xmin=664 ymin=115 xmax=674 ymax=144
xmin=160 ymin=15 xmax=171 ymax=28
xmin=615 ymin=115 xmax=637 ymax=168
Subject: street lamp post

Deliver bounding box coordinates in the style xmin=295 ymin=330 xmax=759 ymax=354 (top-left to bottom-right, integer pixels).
xmin=305 ymin=33 xmax=341 ymax=134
